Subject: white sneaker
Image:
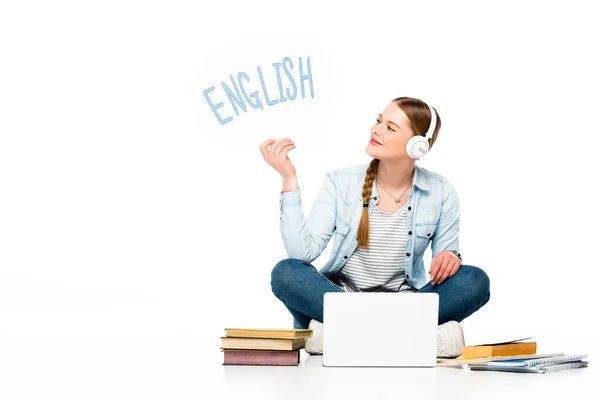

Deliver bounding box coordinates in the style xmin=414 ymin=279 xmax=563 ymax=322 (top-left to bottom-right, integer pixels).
xmin=437 ymin=321 xmax=465 ymax=358
xmin=305 ymin=319 xmax=323 ymax=355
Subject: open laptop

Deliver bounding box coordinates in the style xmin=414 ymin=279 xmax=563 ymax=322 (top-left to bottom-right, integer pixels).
xmin=322 ymin=292 xmax=439 ymax=367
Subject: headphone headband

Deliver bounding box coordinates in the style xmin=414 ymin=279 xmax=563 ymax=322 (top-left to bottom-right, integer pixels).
xmin=424 ymin=103 xmax=437 ymax=139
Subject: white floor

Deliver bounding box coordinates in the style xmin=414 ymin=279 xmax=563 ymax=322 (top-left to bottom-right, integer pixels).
xmin=1 ymin=336 xmax=597 ymax=400
xmin=220 ymin=351 xmax=597 ymax=400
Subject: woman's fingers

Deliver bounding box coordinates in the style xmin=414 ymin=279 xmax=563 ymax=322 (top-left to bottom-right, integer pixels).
xmin=259 ymin=138 xmax=297 ymax=178
xmin=428 ymin=257 xmax=440 ymax=280
xmin=433 ymin=258 xmax=451 ymax=285
xmin=271 ymin=138 xmax=293 ymax=156
xmin=437 ymin=263 xmax=454 ymax=284
xmin=259 ymin=139 xmax=275 ymax=159
xmin=260 ymin=138 xmax=293 ymax=160
xmin=449 ymin=262 xmax=461 ymax=277
xmin=277 ymin=142 xmax=296 ymax=157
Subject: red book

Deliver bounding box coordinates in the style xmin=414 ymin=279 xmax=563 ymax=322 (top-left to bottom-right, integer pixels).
xmin=222 ymin=349 xmax=300 ymax=366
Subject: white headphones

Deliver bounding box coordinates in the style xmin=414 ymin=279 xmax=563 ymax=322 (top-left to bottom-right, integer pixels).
xmin=405 ymin=102 xmax=437 ymax=159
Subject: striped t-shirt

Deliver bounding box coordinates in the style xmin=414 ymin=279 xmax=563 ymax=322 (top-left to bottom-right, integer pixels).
xmin=337 ymin=203 xmax=417 ymax=293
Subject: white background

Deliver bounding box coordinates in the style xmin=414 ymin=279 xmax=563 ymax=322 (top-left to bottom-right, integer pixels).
xmin=1 ymin=0 xmax=598 ymax=398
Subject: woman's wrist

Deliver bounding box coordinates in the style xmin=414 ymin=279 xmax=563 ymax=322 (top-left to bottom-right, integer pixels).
xmin=282 ymin=176 xmax=299 ymax=193
xmin=445 ymin=250 xmax=462 ymax=263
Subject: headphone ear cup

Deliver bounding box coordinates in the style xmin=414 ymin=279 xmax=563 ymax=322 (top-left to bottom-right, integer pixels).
xmin=406 ymin=136 xmax=430 ymax=159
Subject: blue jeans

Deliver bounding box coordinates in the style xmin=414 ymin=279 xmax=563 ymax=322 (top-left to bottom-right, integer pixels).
xmin=270 ymin=258 xmax=491 ymax=329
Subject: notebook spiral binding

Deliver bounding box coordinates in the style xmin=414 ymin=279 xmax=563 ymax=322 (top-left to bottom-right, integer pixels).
xmin=541 ymin=361 xmax=589 ymax=373
xmin=529 ymin=354 xmax=588 ymax=366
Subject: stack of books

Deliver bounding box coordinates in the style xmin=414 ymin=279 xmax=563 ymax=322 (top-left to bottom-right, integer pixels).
xmin=437 ymin=336 xmax=589 ymax=373
xmin=221 ymin=327 xmax=312 ymax=366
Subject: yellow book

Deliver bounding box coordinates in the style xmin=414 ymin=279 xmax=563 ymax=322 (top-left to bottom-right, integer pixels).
xmin=220 ymin=337 xmax=306 ymax=351
xmin=461 ymin=340 xmax=537 ymax=359
xmin=224 ymin=327 xmax=312 ymax=339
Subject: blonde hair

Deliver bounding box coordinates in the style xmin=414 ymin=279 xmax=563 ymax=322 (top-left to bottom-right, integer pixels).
xmin=357 ymin=97 xmax=442 ymax=250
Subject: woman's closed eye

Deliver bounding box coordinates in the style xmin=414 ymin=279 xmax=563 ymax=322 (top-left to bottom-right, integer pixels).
xmin=375 ymin=119 xmax=396 ymax=132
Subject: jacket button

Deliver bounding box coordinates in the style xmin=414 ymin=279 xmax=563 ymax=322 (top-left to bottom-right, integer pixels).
xmin=426 ymin=233 xmax=430 ymax=237
xmin=406 ymin=252 xmax=411 ymax=257
xmin=344 ymin=255 xmax=348 ymax=259
xmin=374 ymin=197 xmax=378 ymax=200
xmin=408 ymin=206 xmax=412 ymax=211
xmin=408 ymin=230 xmax=412 ymax=235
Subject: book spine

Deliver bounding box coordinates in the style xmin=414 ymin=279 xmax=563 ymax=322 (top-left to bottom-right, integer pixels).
xmin=492 ymin=343 xmax=536 ymax=357
xmin=225 ymin=334 xmax=301 ymax=339
xmin=223 ymin=350 xmax=300 ymax=366
xmin=461 ymin=346 xmax=493 ymax=358
xmin=225 ymin=330 xmax=307 ymax=339
xmin=221 ymin=337 xmax=303 ymax=351
xmin=462 ymin=344 xmax=536 ymax=358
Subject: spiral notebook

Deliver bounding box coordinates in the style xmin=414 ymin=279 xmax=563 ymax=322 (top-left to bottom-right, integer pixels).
xmin=470 ymin=354 xmax=589 ymax=374
xmin=437 ymin=353 xmax=564 ymax=366
xmin=486 ymin=354 xmax=588 ymax=367
xmin=470 ymin=361 xmax=589 ymax=374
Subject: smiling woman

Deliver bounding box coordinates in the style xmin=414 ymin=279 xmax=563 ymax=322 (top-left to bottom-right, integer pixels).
xmin=261 ymin=96 xmax=491 ymax=357
xmin=203 ymin=56 xmax=314 ymax=125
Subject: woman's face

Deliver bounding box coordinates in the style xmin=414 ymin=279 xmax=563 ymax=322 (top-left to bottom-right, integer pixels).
xmin=366 ymin=102 xmax=415 ymax=160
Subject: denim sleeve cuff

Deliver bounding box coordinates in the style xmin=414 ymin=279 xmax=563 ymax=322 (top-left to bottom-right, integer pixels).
xmin=280 ymin=188 xmax=301 ymax=207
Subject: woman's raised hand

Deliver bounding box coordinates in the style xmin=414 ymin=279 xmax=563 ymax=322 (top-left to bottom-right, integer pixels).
xmin=259 ymin=138 xmax=297 ymax=179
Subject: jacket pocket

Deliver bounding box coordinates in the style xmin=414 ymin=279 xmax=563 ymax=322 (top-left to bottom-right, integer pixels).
xmin=414 ymin=224 xmax=435 ymax=255
xmin=335 ymin=214 xmax=351 ymax=235
xmin=415 ymin=224 xmax=435 ymax=239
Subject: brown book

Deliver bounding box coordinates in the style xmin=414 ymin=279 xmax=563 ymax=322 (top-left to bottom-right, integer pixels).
xmin=222 ymin=349 xmax=300 ymax=366
xmin=221 ymin=336 xmax=306 ymax=351
xmin=224 ymin=327 xmax=312 ymax=339
xmin=461 ymin=341 xmax=537 ymax=359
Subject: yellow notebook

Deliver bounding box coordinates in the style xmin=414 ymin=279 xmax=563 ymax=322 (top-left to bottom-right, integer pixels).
xmin=224 ymin=327 xmax=312 ymax=339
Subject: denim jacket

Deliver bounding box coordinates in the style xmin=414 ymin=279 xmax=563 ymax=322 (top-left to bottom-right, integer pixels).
xmin=279 ymin=163 xmax=460 ymax=290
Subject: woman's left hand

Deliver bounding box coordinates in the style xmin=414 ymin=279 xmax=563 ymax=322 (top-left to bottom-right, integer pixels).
xmin=428 ymin=251 xmax=461 ymax=285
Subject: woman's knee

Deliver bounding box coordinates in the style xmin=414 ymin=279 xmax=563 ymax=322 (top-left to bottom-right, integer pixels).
xmin=458 ymin=264 xmax=490 ymax=300
xmin=270 ymin=258 xmax=305 ymax=295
